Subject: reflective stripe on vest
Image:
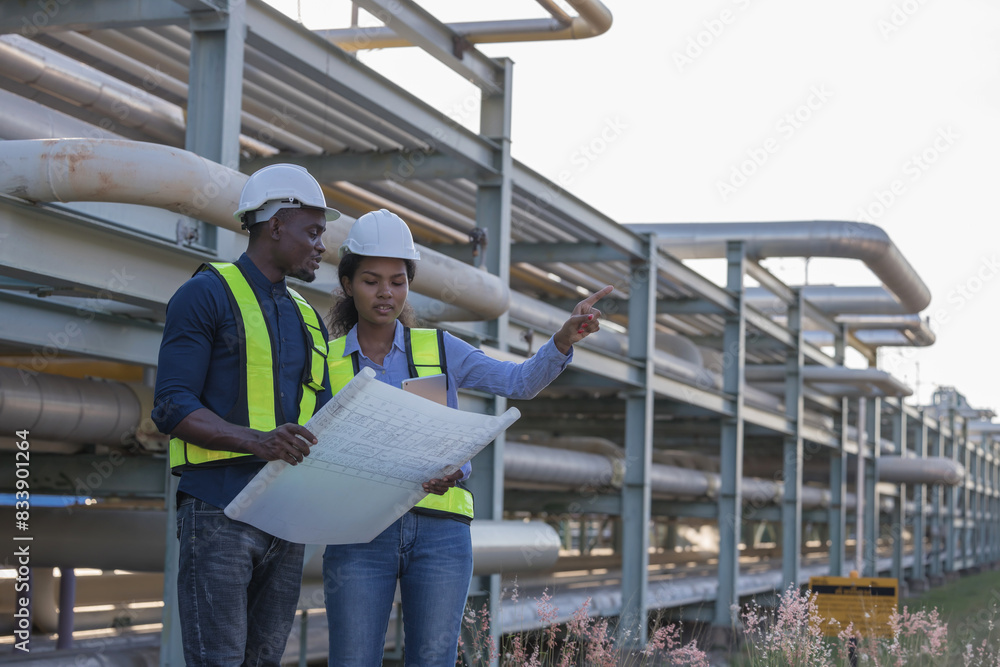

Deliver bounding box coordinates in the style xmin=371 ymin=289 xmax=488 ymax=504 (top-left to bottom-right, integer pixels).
xmin=327 ymin=328 xmax=474 ymax=520
xmin=169 ymin=262 xmax=328 ymax=472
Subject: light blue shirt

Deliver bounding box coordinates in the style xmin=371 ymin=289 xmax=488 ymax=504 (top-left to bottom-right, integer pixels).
xmin=339 ymin=321 xmax=573 ymax=478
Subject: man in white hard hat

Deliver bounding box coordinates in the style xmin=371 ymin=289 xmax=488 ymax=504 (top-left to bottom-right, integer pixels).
xmin=152 ymin=164 xmax=339 ymax=666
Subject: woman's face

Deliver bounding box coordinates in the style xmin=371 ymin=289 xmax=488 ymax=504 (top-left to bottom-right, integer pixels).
xmin=342 ymin=256 xmax=409 ymax=327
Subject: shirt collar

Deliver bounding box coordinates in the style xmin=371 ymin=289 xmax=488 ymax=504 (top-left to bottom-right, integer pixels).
xmin=341 ymin=320 xmax=407 ymax=359
xmin=237 ymin=253 xmax=285 ymax=292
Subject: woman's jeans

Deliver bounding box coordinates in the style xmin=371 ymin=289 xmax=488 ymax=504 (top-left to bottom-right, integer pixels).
xmin=323 ymin=511 xmax=474 ymax=667
xmin=176 ymin=493 xmax=305 ymax=667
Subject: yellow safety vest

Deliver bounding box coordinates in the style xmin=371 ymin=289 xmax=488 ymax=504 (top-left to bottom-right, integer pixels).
xmin=169 ymin=262 xmax=329 ymax=473
xmin=327 ymin=328 xmax=475 ymax=521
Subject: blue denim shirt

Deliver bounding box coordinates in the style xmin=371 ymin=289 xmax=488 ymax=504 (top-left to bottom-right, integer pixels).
xmin=338 ymin=320 xmax=573 ymax=479
xmin=152 ymin=253 xmax=332 ymax=509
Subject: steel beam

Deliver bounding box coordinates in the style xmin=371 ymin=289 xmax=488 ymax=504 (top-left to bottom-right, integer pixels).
xmin=714 ymin=241 xmax=745 ymax=630
xmin=244 ymin=2 xmax=499 ymax=176
xmin=509 ymin=242 xmax=630 ymax=264
xmin=0 ymin=0 xmax=190 ymax=36
xmin=243 ymin=151 xmax=481 ymax=183
xmin=657 ymin=298 xmax=727 ymax=315
xmin=510 ymin=164 xmax=648 ymax=262
xmin=781 ymin=291 xmax=804 ymax=588
xmin=619 ymin=236 xmax=656 ymax=647
xmin=0 ymin=196 xmax=204 ymax=314
xmin=354 ymin=0 xmax=503 ymax=93
xmin=6 ymin=453 xmax=165 ymax=497
xmin=0 ymin=291 xmax=162 ymax=366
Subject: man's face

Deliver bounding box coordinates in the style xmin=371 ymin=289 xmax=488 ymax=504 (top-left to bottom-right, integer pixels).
xmin=274 ymin=208 xmax=327 ymax=282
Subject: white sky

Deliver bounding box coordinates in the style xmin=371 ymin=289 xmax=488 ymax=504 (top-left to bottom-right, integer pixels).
xmin=268 ymin=0 xmax=1000 ymax=415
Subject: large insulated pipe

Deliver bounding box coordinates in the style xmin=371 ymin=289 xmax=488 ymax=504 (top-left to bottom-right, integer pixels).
xmin=4 ymin=508 xmax=559 ymax=576
xmin=505 ymin=442 xmax=850 ymax=508
xmin=877 ymin=456 xmax=965 ymax=485
xmin=746 ymin=286 xmax=910 ymax=316
xmin=0 ymin=89 xmax=122 ymax=141
xmin=744 ymin=365 xmax=912 ymax=397
xmin=628 ymin=222 xmax=931 ymax=314
xmin=0 ymin=35 xmax=184 ymax=144
xmin=0 ymin=367 xmax=144 ymax=446
xmin=0 ymin=139 xmax=510 ymax=320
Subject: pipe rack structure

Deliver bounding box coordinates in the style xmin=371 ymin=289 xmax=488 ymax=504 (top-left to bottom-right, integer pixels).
xmin=1 ymin=1 xmax=999 ymax=664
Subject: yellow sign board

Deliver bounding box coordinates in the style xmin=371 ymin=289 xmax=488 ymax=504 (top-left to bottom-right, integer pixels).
xmin=808 ymin=576 xmax=898 ymax=638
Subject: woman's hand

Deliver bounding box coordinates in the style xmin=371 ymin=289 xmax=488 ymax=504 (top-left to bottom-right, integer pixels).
xmin=553 ymin=285 xmax=615 ymax=355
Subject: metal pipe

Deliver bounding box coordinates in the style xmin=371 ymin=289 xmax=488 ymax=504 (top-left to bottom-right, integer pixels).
xmin=505 ymin=442 xmax=846 ymax=508
xmin=0 ymin=89 xmax=122 ymax=141
xmin=0 ymin=367 xmax=142 ymax=446
xmin=746 ymin=285 xmax=910 ymax=316
xmin=0 ymin=34 xmax=185 ymax=144
xmin=506 ymin=442 xmax=618 ymax=487
xmin=630 ymin=222 xmax=931 ymax=314
xmin=56 ymin=567 xmax=76 ymax=649
xmin=316 ymin=0 xmax=612 ymax=50
xmin=0 ymin=138 xmax=510 ymax=320
xmin=877 ymin=456 xmax=965 ymax=485
xmin=4 ymin=507 xmax=558 ymax=576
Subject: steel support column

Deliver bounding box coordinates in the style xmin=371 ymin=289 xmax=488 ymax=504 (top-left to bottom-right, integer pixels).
xmin=946 ymin=412 xmax=959 ymax=573
xmin=829 ymin=325 xmax=849 ymax=577
xmin=891 ymin=407 xmax=907 ymax=581
xmin=863 ymin=397 xmax=881 ymax=577
xmin=186 ymin=3 xmax=246 ymax=169
xmin=911 ymin=413 xmax=928 ymax=585
xmin=830 ymin=397 xmax=849 ymax=576
xmin=971 ymin=443 xmax=980 ymax=567
xmin=56 ymin=568 xmax=75 ymax=649
xmin=964 ymin=422 xmax=974 ymax=568
xmin=994 ymin=440 xmax=999 ymax=561
xmin=929 ymin=425 xmax=943 ymax=579
xmin=619 ymin=236 xmax=657 ymax=646
xmin=162 ymin=7 xmax=246 ymax=662
xmin=713 ymin=241 xmax=746 ymax=631
xmin=466 ymin=58 xmax=512 ymax=657
xmin=781 ymin=290 xmax=804 ymax=588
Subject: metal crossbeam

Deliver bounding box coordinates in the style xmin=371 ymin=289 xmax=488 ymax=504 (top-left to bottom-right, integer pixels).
xmin=354 ymin=0 xmax=504 ymax=93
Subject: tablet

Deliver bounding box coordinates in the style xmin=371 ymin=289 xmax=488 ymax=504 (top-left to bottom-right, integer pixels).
xmin=401 ymin=373 xmax=448 ymax=406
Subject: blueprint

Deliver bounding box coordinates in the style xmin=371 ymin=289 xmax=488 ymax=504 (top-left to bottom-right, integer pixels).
xmin=224 ymin=367 xmax=520 ymax=544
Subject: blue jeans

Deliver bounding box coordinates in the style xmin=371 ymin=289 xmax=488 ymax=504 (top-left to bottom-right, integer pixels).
xmin=176 ymin=493 xmax=305 ymax=667
xmin=323 ymin=512 xmax=474 ymax=667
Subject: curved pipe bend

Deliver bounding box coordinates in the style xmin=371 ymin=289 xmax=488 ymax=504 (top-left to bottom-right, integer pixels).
xmin=627 ymin=221 xmax=931 ymax=314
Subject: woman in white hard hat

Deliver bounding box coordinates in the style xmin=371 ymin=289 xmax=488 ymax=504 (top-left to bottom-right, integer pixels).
xmin=323 ymin=208 xmax=613 ymax=666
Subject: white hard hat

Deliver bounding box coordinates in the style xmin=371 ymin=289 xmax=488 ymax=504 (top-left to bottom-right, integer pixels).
xmin=339 ymin=209 xmax=421 ymax=261
xmin=234 ymin=163 xmax=341 ymax=229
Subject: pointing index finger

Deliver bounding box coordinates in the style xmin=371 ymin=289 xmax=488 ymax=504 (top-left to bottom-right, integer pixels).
xmin=580 ymin=285 xmax=614 ymax=309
